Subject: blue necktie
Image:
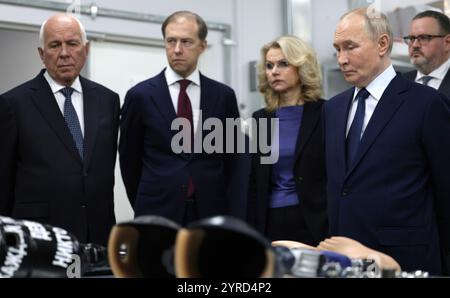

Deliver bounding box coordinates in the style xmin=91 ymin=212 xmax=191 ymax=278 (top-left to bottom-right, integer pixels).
xmin=60 ymin=87 xmax=84 ymax=159
xmin=421 ymin=76 xmax=433 ymax=86
xmin=346 ymin=88 xmax=370 ymax=169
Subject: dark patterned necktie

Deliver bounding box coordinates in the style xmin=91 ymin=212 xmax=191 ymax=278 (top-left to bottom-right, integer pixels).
xmin=421 ymin=76 xmax=433 ymax=86
xmin=60 ymin=87 xmax=84 ymax=159
xmin=177 ymin=79 xmax=194 ymax=197
xmin=346 ymin=88 xmax=370 ymax=169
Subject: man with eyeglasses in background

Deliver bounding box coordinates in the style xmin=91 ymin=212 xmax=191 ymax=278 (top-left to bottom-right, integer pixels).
xmin=119 ymin=11 xmax=247 ymax=225
xmin=403 ymin=10 xmax=450 ymax=274
xmin=403 ymin=10 xmax=450 ymax=98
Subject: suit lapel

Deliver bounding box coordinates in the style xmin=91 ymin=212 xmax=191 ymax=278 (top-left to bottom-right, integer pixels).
xmin=199 ymin=73 xmax=218 ymax=124
xmin=81 ymin=76 xmax=99 ymax=170
xmin=30 ymin=71 xmax=82 ymax=164
xmin=345 ymin=75 xmax=406 ymax=177
xmin=336 ymin=88 xmax=355 ymax=174
xmin=149 ymin=70 xmax=178 ymax=131
xmin=294 ymin=101 xmax=321 ymax=163
xmin=438 ymin=69 xmax=450 ymax=97
xmin=403 ymin=70 xmax=417 ymax=82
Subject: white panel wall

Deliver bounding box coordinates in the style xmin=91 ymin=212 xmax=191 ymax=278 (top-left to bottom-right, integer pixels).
xmin=233 ymin=0 xmax=284 ymax=118
xmin=311 ymin=0 xmax=349 ymax=66
xmin=0 ymin=28 xmax=42 ymax=93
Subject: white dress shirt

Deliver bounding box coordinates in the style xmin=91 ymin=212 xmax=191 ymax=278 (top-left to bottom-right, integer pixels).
xmin=43 ymin=71 xmax=85 ymax=136
xmin=415 ymin=56 xmax=450 ymax=90
xmin=346 ymin=64 xmax=396 ymax=138
xmin=165 ymin=66 xmax=201 ymax=134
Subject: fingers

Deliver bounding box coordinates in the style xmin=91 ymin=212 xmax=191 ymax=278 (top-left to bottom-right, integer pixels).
xmin=272 ymin=240 xmax=302 ymax=249
xmin=272 ymin=240 xmax=317 ymax=250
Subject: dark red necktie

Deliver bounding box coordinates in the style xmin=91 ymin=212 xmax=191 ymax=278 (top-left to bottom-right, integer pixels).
xmin=177 ymin=79 xmax=195 ymax=197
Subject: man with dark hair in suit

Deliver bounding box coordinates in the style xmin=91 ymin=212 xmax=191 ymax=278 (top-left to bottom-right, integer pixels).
xmin=325 ymin=8 xmax=450 ymax=275
xmin=403 ymin=10 xmax=450 ymax=97
xmin=119 ymin=11 xmax=243 ymax=225
xmin=0 ymin=14 xmax=120 ymax=245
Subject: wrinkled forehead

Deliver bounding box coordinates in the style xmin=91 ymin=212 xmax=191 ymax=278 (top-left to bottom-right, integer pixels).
xmin=334 ymin=15 xmax=367 ymax=44
xmin=165 ymin=17 xmax=199 ymax=37
xmin=266 ymin=47 xmax=285 ymax=60
xmin=411 ymin=17 xmax=441 ymax=34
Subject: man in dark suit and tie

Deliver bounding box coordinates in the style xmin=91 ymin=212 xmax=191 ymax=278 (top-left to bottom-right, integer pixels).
xmin=403 ymin=10 xmax=450 ymax=97
xmin=119 ymin=11 xmax=242 ymax=225
xmin=0 ymin=14 xmax=120 ymax=246
xmin=324 ymin=8 xmax=450 ymax=275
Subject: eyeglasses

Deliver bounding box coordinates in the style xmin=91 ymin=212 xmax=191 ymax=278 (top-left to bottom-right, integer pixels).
xmin=403 ymin=34 xmax=446 ymax=45
xmin=265 ymin=60 xmax=291 ymax=70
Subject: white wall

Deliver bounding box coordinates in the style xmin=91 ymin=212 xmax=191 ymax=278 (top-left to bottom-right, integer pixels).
xmin=233 ymin=0 xmax=284 ymax=118
xmin=0 ymin=28 xmax=42 ymax=93
xmin=311 ymin=0 xmax=349 ymax=66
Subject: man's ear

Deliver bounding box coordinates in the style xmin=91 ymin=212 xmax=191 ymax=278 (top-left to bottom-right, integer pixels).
xmin=443 ymin=34 xmax=450 ymax=52
xmin=378 ymin=34 xmax=390 ymax=56
xmin=85 ymin=41 xmax=90 ymax=56
xmin=38 ymin=47 xmax=44 ymax=63
xmin=201 ymin=39 xmax=207 ymax=53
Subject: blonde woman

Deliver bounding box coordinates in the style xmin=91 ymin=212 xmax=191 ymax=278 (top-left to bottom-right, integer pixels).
xmin=247 ymin=36 xmax=327 ymax=245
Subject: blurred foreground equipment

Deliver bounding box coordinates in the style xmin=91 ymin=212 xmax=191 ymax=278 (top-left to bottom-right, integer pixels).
xmin=0 ymin=216 xmax=108 ymax=278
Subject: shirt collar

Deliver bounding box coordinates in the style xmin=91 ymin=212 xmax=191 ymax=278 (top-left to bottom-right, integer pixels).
xmin=354 ymin=64 xmax=396 ymax=101
xmin=416 ymin=56 xmax=450 ymax=81
xmin=43 ymin=70 xmax=82 ymax=94
xmin=165 ymin=66 xmax=201 ymax=87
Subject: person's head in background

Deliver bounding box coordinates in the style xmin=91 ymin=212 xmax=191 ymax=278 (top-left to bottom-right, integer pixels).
xmin=333 ymin=8 xmax=393 ymax=88
xmin=162 ymin=11 xmax=208 ymax=78
xmin=38 ymin=13 xmax=89 ymax=86
xmin=258 ymin=36 xmax=322 ymax=112
xmin=406 ymin=10 xmax=450 ymax=75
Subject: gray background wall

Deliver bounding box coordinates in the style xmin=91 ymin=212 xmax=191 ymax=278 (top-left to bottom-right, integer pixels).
xmin=0 ymin=27 xmax=43 ymax=92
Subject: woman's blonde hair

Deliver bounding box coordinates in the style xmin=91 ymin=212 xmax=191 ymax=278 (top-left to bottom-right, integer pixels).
xmin=258 ymin=36 xmax=322 ymax=111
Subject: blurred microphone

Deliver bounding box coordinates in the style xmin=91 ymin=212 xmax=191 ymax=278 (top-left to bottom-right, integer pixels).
xmin=107 ymin=216 xmax=180 ymax=278
xmin=175 ymin=216 xmax=280 ymax=277
xmin=0 ymin=216 xmax=108 ymax=278
xmin=174 ymin=216 xmax=352 ymax=278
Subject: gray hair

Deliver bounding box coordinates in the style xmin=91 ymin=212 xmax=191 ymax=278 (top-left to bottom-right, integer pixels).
xmin=39 ymin=14 xmax=88 ymax=48
xmin=341 ymin=8 xmax=393 ymax=54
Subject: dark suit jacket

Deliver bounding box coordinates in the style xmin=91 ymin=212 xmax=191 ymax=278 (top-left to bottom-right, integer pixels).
xmin=0 ymin=69 xmax=120 ymax=246
xmin=323 ymin=74 xmax=450 ymax=275
xmin=119 ymin=69 xmax=242 ymax=223
xmin=403 ymin=69 xmax=450 ymax=98
xmin=247 ymin=100 xmax=328 ymax=245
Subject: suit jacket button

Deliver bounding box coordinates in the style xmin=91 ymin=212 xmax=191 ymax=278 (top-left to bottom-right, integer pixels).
xmin=342 ymin=190 xmax=349 ymax=196
xmin=81 ymin=204 xmax=87 ymax=208
xmin=297 ymin=176 xmax=304 ymax=182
